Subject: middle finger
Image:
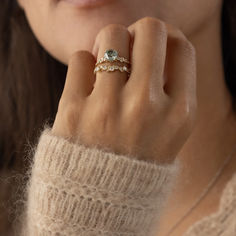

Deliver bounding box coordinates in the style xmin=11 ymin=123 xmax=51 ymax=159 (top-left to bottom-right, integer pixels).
xmin=127 ymin=17 xmax=168 ymax=96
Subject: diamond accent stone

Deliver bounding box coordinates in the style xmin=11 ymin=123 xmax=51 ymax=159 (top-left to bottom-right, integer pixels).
xmin=104 ymin=49 xmax=118 ymax=62
xmin=109 ymin=66 xmax=115 ymax=71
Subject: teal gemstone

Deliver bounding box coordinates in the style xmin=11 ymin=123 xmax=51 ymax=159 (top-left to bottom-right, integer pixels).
xmin=104 ymin=49 xmax=118 ymax=61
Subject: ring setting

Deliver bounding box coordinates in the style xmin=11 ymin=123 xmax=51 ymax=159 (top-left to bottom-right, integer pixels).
xmin=94 ymin=49 xmax=131 ymax=75
xmin=104 ymin=49 xmax=118 ymax=61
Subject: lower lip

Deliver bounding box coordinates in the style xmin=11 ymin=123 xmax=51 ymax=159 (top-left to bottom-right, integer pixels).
xmin=60 ymin=0 xmax=113 ymax=8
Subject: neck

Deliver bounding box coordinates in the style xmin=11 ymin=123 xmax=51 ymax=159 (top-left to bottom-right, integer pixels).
xmin=175 ymin=5 xmax=236 ymax=202
xmin=157 ymin=8 xmax=236 ymax=236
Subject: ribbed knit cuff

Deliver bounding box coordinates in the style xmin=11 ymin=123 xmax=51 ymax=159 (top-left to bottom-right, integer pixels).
xmin=25 ymin=129 xmax=179 ymax=236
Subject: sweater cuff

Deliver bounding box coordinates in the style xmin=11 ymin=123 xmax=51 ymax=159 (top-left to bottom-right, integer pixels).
xmin=25 ymin=129 xmax=179 ymax=236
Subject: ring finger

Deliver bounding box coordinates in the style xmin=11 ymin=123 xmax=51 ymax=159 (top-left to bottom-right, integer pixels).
xmin=92 ymin=24 xmax=132 ymax=97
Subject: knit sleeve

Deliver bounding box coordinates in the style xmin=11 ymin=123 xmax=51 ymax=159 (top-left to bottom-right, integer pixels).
xmin=22 ymin=128 xmax=179 ymax=236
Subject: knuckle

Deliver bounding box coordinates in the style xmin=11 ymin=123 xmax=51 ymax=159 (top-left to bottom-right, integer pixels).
xmin=125 ymin=95 xmax=149 ymax=118
xmin=69 ymin=50 xmax=94 ymax=65
xmin=165 ymin=22 xmax=196 ymax=57
xmin=99 ymin=24 xmax=129 ymax=39
xmin=138 ymin=16 xmax=162 ymax=26
xmin=168 ymin=98 xmax=196 ymax=128
xmin=136 ymin=17 xmax=167 ymax=34
xmin=176 ymin=99 xmax=193 ymax=119
xmin=167 ymin=24 xmax=187 ymax=41
xmin=125 ymin=99 xmax=143 ymax=118
xmin=125 ymin=89 xmax=162 ymax=117
xmin=170 ymin=33 xmax=196 ymax=57
xmin=148 ymin=101 xmax=161 ymax=117
xmin=180 ymin=39 xmax=196 ymax=57
xmin=124 ymin=101 xmax=160 ymax=130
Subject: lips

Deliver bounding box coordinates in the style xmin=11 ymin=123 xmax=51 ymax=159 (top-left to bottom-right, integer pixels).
xmin=60 ymin=0 xmax=113 ymax=8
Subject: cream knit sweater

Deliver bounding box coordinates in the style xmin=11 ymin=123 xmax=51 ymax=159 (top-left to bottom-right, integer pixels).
xmin=21 ymin=129 xmax=236 ymax=236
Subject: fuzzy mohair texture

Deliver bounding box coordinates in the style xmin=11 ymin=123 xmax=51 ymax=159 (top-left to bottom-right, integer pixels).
xmin=17 ymin=128 xmax=235 ymax=236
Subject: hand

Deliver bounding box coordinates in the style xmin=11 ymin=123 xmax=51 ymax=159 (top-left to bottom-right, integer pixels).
xmin=51 ymin=17 xmax=197 ymax=163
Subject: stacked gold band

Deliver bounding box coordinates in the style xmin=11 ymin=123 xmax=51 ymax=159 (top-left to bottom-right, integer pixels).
xmin=94 ymin=65 xmax=131 ymax=74
xmin=94 ymin=49 xmax=131 ymax=75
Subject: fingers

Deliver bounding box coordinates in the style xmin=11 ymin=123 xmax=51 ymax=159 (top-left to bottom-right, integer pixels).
xmin=62 ymin=51 xmax=96 ymax=100
xmin=62 ymin=18 xmax=196 ymax=116
xmin=127 ymin=17 xmax=168 ymax=98
xmin=92 ymin=24 xmax=131 ymax=97
xmin=125 ymin=17 xmax=196 ymax=110
xmin=164 ymin=24 xmax=197 ymax=103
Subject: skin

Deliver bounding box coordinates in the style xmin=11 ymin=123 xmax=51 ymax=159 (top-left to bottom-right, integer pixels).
xmin=17 ymin=0 xmax=236 ymax=235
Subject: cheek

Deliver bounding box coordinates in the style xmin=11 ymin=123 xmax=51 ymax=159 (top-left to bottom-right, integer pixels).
xmin=23 ymin=0 xmax=222 ymax=65
xmin=154 ymin=0 xmax=222 ymax=36
xmin=23 ymin=2 xmax=73 ymax=64
xmin=23 ymin=1 xmax=143 ymax=65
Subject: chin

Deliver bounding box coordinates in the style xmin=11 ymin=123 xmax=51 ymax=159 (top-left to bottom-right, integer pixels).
xmin=51 ymin=30 xmax=99 ymax=65
xmin=35 ymin=1 xmax=141 ymax=65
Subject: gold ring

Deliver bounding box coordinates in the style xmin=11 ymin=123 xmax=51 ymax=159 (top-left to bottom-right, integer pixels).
xmin=95 ymin=49 xmax=131 ymax=66
xmin=94 ymin=64 xmax=131 ymax=74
